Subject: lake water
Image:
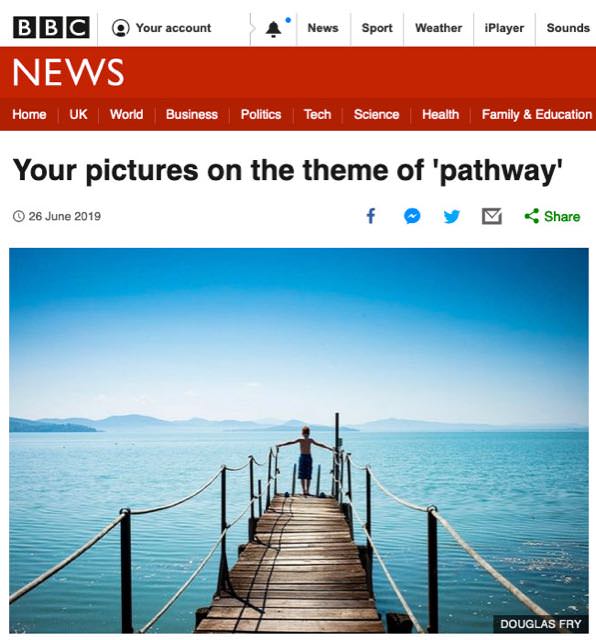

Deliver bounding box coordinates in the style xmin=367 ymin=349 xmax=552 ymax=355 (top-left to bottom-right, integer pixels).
xmin=9 ymin=429 xmax=588 ymax=633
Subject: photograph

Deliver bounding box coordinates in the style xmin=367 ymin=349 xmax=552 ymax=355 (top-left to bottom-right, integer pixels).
xmin=9 ymin=248 xmax=588 ymax=633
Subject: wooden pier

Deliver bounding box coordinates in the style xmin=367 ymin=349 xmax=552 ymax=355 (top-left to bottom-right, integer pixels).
xmin=196 ymin=494 xmax=384 ymax=633
xmin=11 ymin=412 xmax=558 ymax=634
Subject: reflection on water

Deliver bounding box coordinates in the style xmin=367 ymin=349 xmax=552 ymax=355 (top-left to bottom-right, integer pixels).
xmin=10 ymin=429 xmax=588 ymax=633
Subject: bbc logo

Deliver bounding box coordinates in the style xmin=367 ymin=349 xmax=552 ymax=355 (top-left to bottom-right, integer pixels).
xmin=13 ymin=16 xmax=91 ymax=39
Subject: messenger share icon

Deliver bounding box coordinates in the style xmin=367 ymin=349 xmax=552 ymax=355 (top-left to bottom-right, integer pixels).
xmin=404 ymin=208 xmax=421 ymax=224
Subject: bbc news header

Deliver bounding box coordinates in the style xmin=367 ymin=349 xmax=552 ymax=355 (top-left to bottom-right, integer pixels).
xmin=4 ymin=10 xmax=596 ymax=47
xmin=2 ymin=48 xmax=596 ymax=131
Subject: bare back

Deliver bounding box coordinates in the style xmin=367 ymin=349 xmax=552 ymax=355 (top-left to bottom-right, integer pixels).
xmin=299 ymin=437 xmax=313 ymax=454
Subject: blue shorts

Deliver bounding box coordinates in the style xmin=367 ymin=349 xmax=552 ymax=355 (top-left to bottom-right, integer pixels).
xmin=298 ymin=454 xmax=313 ymax=480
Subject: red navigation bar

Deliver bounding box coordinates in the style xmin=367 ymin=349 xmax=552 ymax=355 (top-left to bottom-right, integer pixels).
xmin=2 ymin=47 xmax=596 ymax=130
xmin=3 ymin=99 xmax=595 ymax=130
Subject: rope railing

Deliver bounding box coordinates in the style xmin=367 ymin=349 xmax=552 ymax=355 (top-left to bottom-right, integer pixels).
xmin=431 ymin=510 xmax=553 ymax=619
xmin=137 ymin=467 xmax=281 ymax=634
xmin=9 ymin=422 xmax=563 ymax=635
xmin=340 ymin=483 xmax=426 ymax=634
xmin=346 ymin=455 xmax=367 ymax=471
xmin=138 ymin=529 xmax=226 ymax=634
xmin=365 ymin=462 xmax=428 ymax=513
xmin=224 ymin=460 xmax=252 ymax=472
xmin=228 ymin=467 xmax=280 ymax=530
xmin=249 ymin=454 xmax=266 ymax=467
xmin=339 ymin=450 xmax=558 ymax=633
xmin=9 ymin=512 xmax=126 ymax=604
xmin=130 ymin=467 xmax=223 ymax=516
xmin=9 ymin=448 xmax=276 ymax=634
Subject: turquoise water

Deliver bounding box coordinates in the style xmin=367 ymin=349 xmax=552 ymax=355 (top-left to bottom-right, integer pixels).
xmin=9 ymin=430 xmax=588 ymax=633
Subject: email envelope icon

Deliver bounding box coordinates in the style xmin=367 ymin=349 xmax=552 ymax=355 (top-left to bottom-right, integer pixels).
xmin=482 ymin=207 xmax=502 ymax=225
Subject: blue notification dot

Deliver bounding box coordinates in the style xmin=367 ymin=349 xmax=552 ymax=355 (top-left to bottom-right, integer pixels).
xmin=285 ymin=17 xmax=292 ymax=23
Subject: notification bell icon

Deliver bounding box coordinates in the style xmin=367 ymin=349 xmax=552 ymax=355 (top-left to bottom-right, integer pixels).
xmin=266 ymin=21 xmax=281 ymax=38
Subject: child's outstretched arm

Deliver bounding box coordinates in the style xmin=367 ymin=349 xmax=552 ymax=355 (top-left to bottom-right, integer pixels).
xmin=276 ymin=438 xmax=300 ymax=448
xmin=312 ymin=439 xmax=334 ymax=452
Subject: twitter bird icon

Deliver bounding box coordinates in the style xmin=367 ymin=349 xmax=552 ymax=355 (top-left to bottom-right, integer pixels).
xmin=444 ymin=209 xmax=460 ymax=224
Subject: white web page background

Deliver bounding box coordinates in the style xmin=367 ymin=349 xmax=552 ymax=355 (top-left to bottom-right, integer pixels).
xmin=1 ymin=128 xmax=593 ymax=638
xmin=2 ymin=131 xmax=593 ymax=248
xmin=2 ymin=0 xmax=594 ymax=632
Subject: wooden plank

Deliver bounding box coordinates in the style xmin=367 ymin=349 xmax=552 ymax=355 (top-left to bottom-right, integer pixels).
xmin=267 ymin=509 xmax=342 ymax=515
xmin=238 ymin=555 xmax=359 ymax=563
xmin=198 ymin=619 xmax=385 ymax=632
xmin=270 ymin=498 xmax=336 ymax=501
xmin=229 ymin=576 xmax=366 ymax=584
xmin=239 ymin=553 xmax=359 ymax=561
xmin=211 ymin=598 xmax=376 ymax=609
xmin=255 ymin=534 xmax=352 ymax=542
xmin=231 ymin=564 xmax=364 ymax=573
xmin=226 ymin=583 xmax=371 ymax=592
xmin=205 ymin=607 xmax=380 ymax=620
xmin=249 ymin=539 xmax=354 ymax=546
xmin=196 ymin=494 xmax=383 ymax=633
xmin=232 ymin=567 xmax=365 ymax=577
xmin=217 ymin=588 xmax=372 ymax=600
xmin=268 ymin=505 xmax=340 ymax=510
xmin=261 ymin=516 xmax=347 ymax=521
xmin=231 ymin=566 xmax=362 ymax=573
xmin=262 ymin=511 xmax=345 ymax=517
xmin=240 ymin=548 xmax=359 ymax=557
xmin=236 ymin=559 xmax=360 ymax=566
xmin=265 ymin=511 xmax=343 ymax=515
xmin=256 ymin=524 xmax=346 ymax=529
xmin=262 ymin=510 xmax=343 ymax=515
xmin=256 ymin=523 xmax=345 ymax=528
xmin=259 ymin=516 xmax=344 ymax=520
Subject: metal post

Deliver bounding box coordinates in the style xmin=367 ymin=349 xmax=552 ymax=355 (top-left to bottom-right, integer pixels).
xmin=248 ymin=456 xmax=256 ymax=541
xmin=347 ymin=454 xmax=352 ymax=501
xmin=330 ymin=465 xmax=334 ymax=494
xmin=215 ymin=468 xmax=229 ymax=595
xmin=273 ymin=449 xmax=278 ymax=496
xmin=365 ymin=467 xmax=373 ymax=595
xmin=316 ymin=464 xmax=321 ymax=496
xmin=339 ymin=450 xmax=345 ymax=503
xmin=346 ymin=454 xmax=353 ymax=538
xmin=119 ymin=508 xmax=133 ymax=634
xmin=365 ymin=468 xmax=372 ymax=544
xmin=249 ymin=457 xmax=255 ymax=521
xmin=258 ymin=479 xmax=263 ymax=517
xmin=427 ymin=508 xmax=439 ymax=633
xmin=334 ymin=412 xmax=340 ymax=499
xmin=266 ymin=449 xmax=272 ymax=510
xmin=291 ymin=463 xmax=297 ymax=495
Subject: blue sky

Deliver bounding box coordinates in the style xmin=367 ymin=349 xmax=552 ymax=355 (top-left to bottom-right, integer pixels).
xmin=10 ymin=249 xmax=588 ymax=425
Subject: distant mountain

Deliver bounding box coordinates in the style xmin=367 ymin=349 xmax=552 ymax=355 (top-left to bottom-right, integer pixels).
xmin=10 ymin=418 xmax=97 ymax=433
xmin=41 ymin=414 xmax=169 ymax=428
xmin=346 ymin=418 xmax=588 ymax=432
xmin=33 ymin=415 xmax=350 ymax=432
xmin=254 ymin=417 xmax=284 ymax=426
xmin=283 ymin=419 xmax=307 ymax=428
xmin=20 ymin=414 xmax=586 ymax=433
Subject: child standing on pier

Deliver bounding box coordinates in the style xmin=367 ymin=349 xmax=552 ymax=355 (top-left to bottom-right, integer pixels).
xmin=276 ymin=426 xmax=334 ymax=497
